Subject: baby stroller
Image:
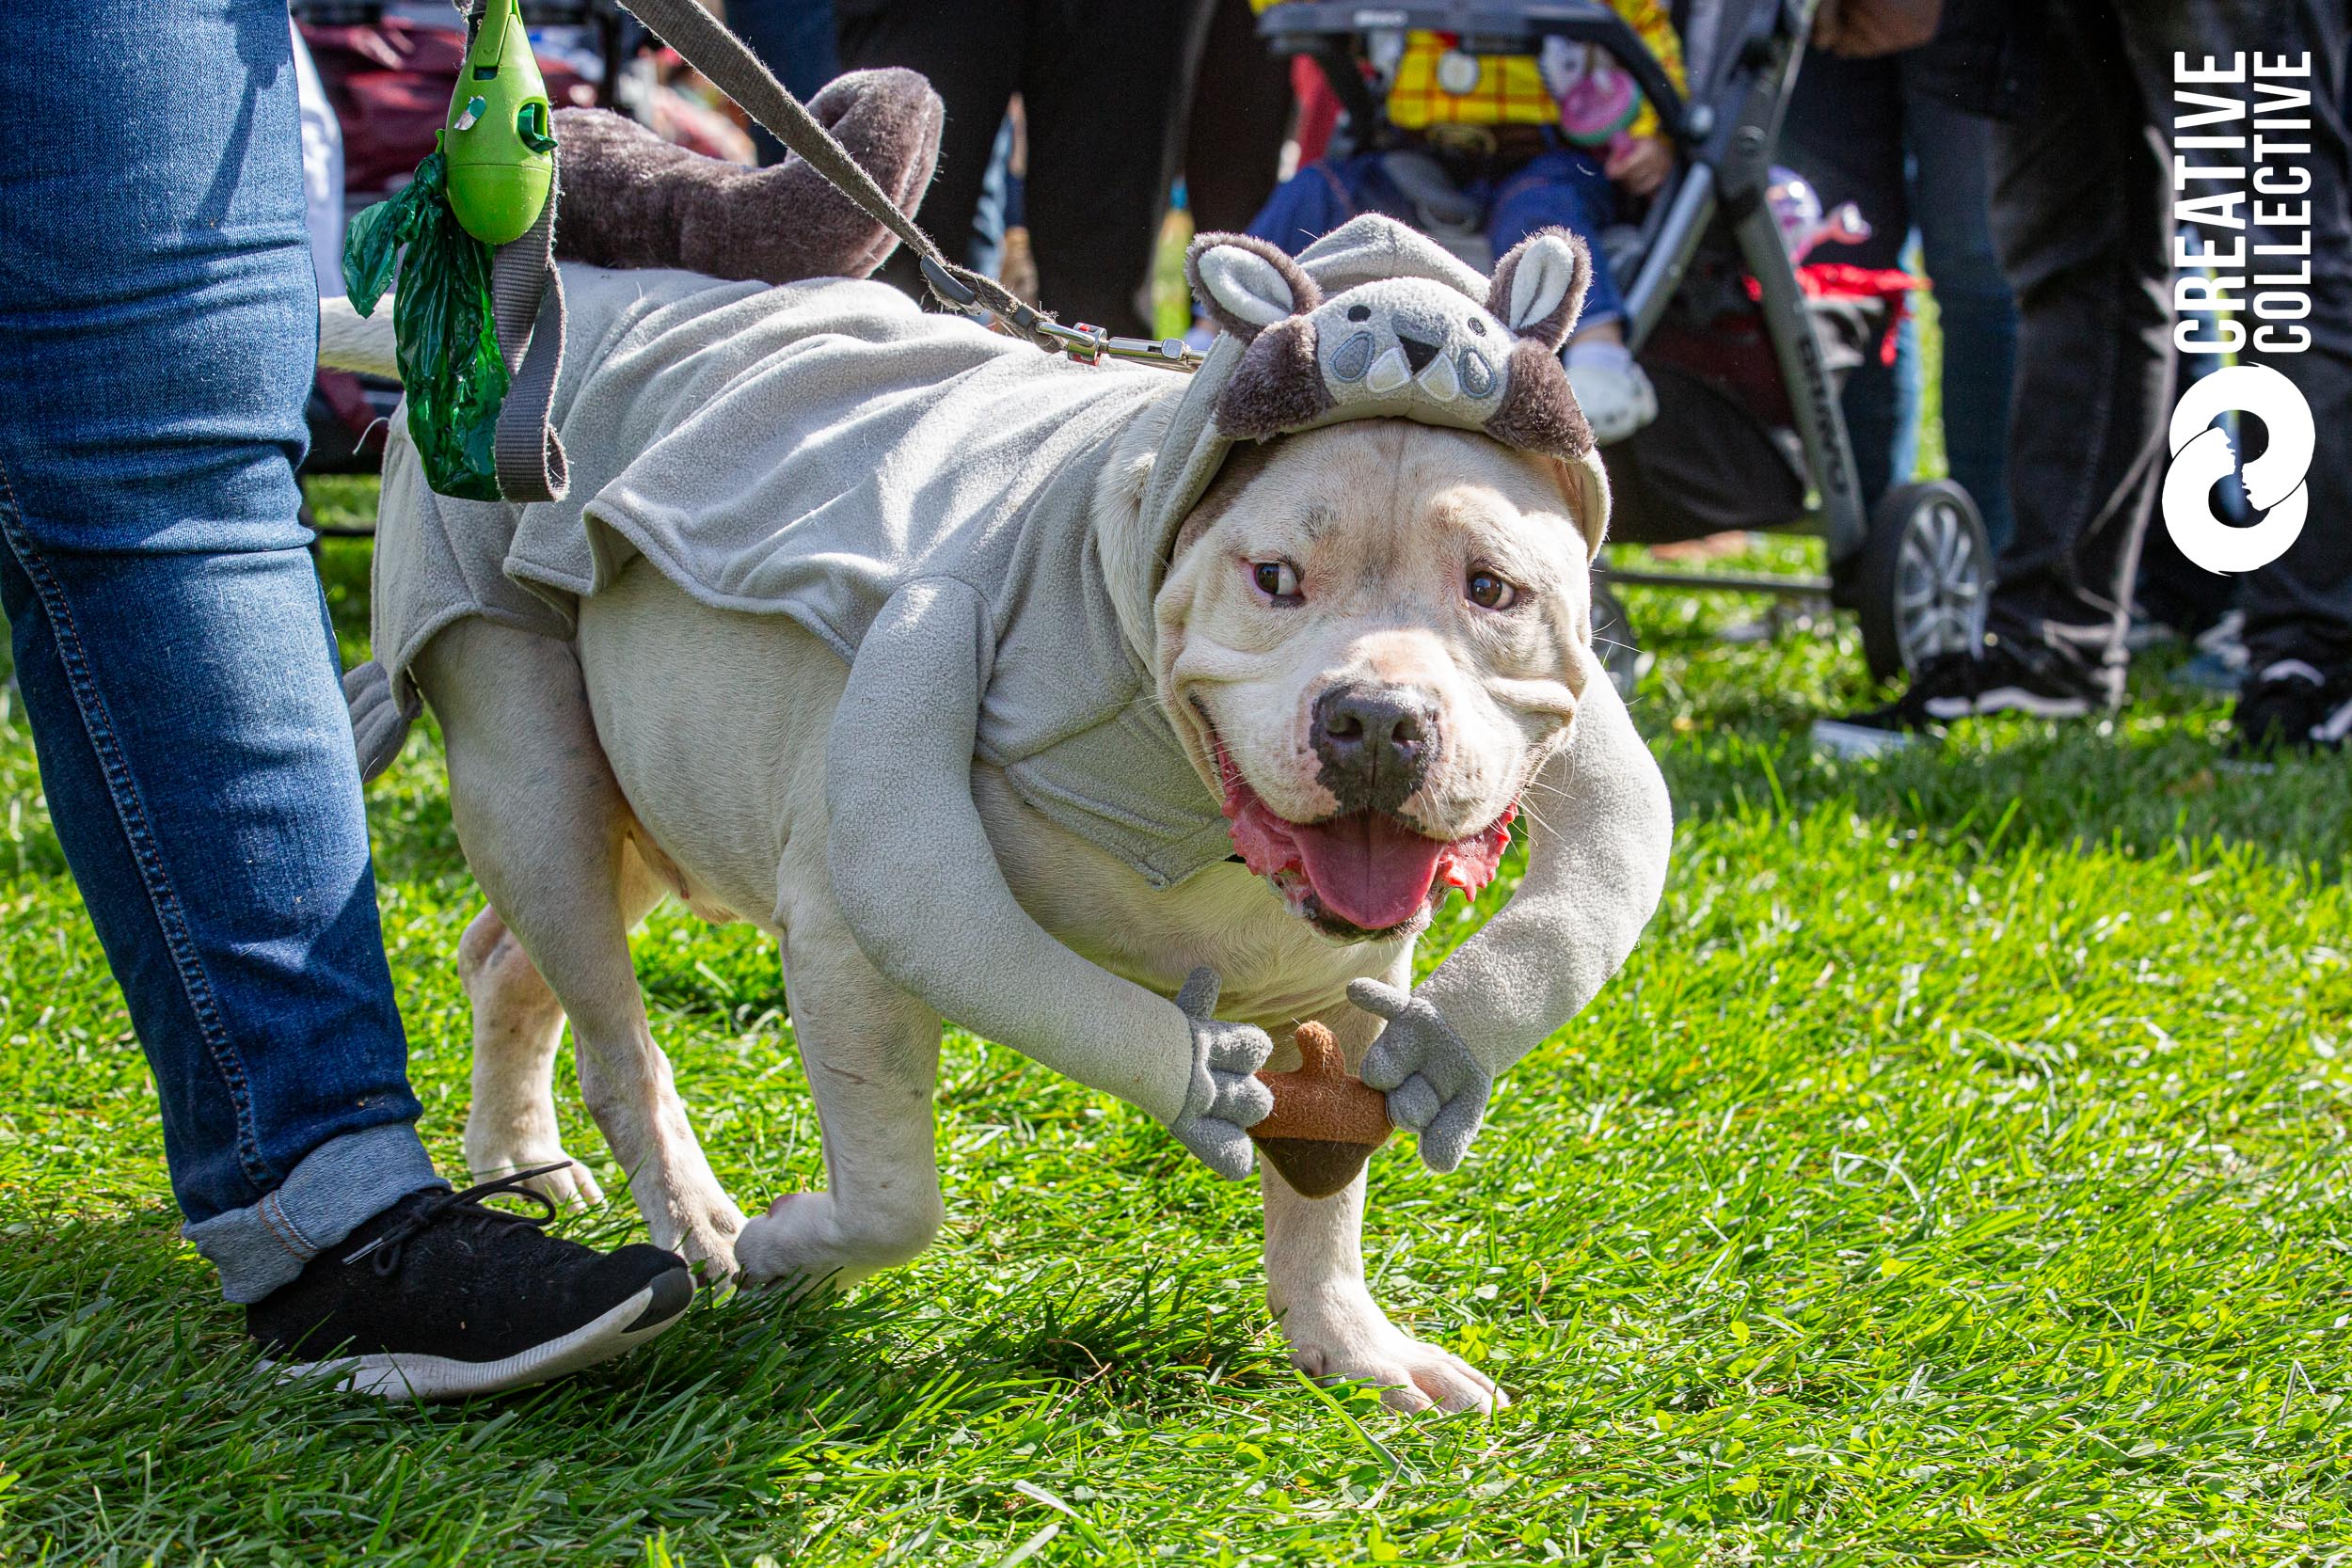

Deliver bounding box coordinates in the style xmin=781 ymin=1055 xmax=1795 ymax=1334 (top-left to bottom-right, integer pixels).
xmin=1258 ymin=0 xmax=1992 ymax=681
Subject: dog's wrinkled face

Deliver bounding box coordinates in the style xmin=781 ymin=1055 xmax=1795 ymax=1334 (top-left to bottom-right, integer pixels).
xmin=1155 ymin=420 xmax=1606 ymax=942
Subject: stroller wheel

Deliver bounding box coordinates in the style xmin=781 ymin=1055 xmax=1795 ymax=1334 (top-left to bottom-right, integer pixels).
xmin=1589 ymin=576 xmax=1652 ymax=701
xmin=1851 ymin=480 xmax=1992 ymax=683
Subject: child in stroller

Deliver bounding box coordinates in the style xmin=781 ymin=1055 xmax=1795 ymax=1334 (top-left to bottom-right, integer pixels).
xmin=1239 ymin=0 xmax=1685 ymax=444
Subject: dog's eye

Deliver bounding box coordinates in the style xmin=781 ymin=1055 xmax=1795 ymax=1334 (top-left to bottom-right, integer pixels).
xmin=1251 ymin=560 xmax=1301 ymax=602
xmin=1466 ymin=568 xmax=1517 ymax=610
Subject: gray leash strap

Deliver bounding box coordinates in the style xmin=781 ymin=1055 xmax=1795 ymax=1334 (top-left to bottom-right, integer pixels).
xmin=490 ymin=161 xmax=569 ymax=503
xmin=612 ymin=0 xmax=1054 ymax=341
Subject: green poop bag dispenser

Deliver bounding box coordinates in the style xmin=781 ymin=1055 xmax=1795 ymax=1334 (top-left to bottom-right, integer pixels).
xmin=443 ymin=0 xmax=556 ymax=246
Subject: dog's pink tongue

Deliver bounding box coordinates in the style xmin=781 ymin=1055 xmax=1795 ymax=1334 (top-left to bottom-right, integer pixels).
xmin=1290 ymin=813 xmax=1450 ymax=930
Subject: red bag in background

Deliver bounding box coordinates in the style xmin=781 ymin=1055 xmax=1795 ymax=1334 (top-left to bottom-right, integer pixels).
xmin=299 ymin=18 xmax=599 ymax=198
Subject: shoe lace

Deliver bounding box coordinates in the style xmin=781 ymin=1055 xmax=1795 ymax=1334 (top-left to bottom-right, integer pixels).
xmin=340 ymin=1164 xmax=568 ymax=1276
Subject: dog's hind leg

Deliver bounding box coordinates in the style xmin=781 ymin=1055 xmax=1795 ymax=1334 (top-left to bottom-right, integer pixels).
xmin=415 ymin=618 xmax=747 ymax=1279
xmin=457 ymin=903 xmax=605 ymax=1208
xmin=1261 ymin=966 xmax=1507 ymax=1416
xmin=733 ymin=865 xmax=945 ymax=1292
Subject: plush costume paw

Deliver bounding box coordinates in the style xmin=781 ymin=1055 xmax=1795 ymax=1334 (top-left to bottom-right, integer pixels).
xmin=343 ymin=659 xmax=421 ymax=783
xmin=1168 ymin=968 xmax=1277 ymax=1180
xmin=1564 ymin=346 xmax=1659 ymax=445
xmin=1349 ymin=978 xmax=1491 ymax=1173
xmin=551 ymin=68 xmax=943 ymax=283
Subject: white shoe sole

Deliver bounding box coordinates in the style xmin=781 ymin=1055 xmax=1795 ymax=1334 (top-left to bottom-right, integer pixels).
xmin=262 ymin=1268 xmax=693 ymax=1403
xmin=1923 ymin=687 xmax=2091 ymax=720
xmin=1810 ymin=719 xmax=1925 ymax=757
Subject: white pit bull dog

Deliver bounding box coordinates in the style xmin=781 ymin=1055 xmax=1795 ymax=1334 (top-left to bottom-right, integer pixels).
xmin=326 ymin=192 xmax=1671 ymax=1413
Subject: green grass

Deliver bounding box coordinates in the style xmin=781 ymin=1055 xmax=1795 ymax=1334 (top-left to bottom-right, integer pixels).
xmin=4 ymin=489 xmax=2351 ymax=1566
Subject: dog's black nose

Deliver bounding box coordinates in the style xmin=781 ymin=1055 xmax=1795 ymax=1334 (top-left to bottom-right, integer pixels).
xmin=1311 ymin=683 xmax=1439 ymax=815
xmin=1396 ymin=331 xmax=1441 ymax=374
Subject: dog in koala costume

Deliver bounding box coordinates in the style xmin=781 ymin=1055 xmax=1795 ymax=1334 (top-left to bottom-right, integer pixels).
xmin=328 ymin=86 xmax=1672 ymax=1415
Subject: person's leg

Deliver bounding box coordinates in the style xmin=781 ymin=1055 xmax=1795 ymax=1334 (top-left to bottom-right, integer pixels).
xmin=1486 ymin=149 xmax=1654 ymax=441
xmin=1487 ymin=149 xmax=1626 ymax=325
xmin=834 ymin=0 xmax=1020 ymax=289
xmin=1902 ymin=68 xmax=2020 ymax=551
xmin=0 ymin=0 xmax=691 ymax=1396
xmin=0 ymin=0 xmax=437 ymax=1303
xmin=1981 ymin=0 xmax=2175 ymax=693
xmin=1021 ymin=0 xmax=1220 ymax=336
xmin=1781 ymin=51 xmax=1912 ymax=507
xmin=2237 ymin=0 xmax=2352 ymax=684
xmin=1245 ymin=157 xmax=1384 ymax=253
xmin=1813 ymin=2 xmax=2169 ymax=748
xmin=1183 ymin=0 xmax=1297 ymax=235
xmin=726 ymin=0 xmax=840 ymax=166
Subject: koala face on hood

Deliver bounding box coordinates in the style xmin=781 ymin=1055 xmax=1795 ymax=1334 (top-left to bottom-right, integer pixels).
xmin=1315 ymin=278 xmax=1516 ymax=416
xmin=1184 ymin=228 xmax=1597 ymax=463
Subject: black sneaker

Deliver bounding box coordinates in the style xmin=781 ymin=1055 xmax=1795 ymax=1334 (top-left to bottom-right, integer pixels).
xmin=247 ymin=1167 xmax=693 ymax=1402
xmin=1813 ymin=641 xmax=2110 ymax=755
xmin=2229 ymin=660 xmax=2352 ymax=758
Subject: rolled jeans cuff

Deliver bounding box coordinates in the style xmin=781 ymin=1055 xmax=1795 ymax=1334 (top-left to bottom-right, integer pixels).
xmin=182 ymin=1122 xmax=446 ymax=1304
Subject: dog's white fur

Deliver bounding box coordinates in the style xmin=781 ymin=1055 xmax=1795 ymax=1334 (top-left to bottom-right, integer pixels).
xmin=326 ymin=298 xmax=1647 ymax=1413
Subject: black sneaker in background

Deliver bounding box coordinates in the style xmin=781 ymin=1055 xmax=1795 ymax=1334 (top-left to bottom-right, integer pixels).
xmin=247 ymin=1167 xmax=693 ymax=1402
xmin=1812 ymin=639 xmax=2109 ymax=755
xmin=2230 ymin=660 xmax=2352 ymax=758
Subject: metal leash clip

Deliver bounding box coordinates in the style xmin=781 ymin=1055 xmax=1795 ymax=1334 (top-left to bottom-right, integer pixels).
xmin=918 ymin=255 xmax=1203 ymax=372
xmin=1035 ymin=320 xmax=1206 ymax=372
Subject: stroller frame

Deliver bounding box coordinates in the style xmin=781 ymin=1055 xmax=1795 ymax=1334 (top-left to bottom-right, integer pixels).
xmin=1259 ymin=0 xmax=1993 ymax=680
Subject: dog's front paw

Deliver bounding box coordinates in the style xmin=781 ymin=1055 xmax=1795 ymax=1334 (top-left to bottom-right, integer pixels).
xmin=465 ymin=1140 xmax=607 ymax=1210
xmin=1279 ymin=1288 xmax=1507 ymax=1416
xmin=734 ymin=1189 xmax=942 ymax=1293
xmin=634 ymin=1176 xmax=747 ymax=1285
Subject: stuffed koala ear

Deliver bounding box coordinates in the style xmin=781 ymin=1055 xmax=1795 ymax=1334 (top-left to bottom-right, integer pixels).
xmin=1486 ymin=229 xmax=1591 ymax=351
xmin=1186 ymin=233 xmax=1323 ymax=341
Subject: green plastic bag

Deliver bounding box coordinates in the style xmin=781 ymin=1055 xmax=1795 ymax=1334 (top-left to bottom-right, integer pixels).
xmin=342 ymin=147 xmax=509 ymax=501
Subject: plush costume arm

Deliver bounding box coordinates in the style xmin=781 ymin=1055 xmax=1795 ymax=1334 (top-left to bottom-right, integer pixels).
xmin=825 ymin=580 xmax=1273 ymax=1177
xmin=1354 ymin=673 xmax=1671 ymax=1170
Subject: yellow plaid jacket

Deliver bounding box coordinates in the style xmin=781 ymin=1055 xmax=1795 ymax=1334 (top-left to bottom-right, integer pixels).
xmin=1259 ymin=0 xmax=1685 ymax=137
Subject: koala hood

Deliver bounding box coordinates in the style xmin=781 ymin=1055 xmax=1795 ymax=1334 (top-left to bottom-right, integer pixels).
xmin=1136 ymin=214 xmax=1613 ymax=594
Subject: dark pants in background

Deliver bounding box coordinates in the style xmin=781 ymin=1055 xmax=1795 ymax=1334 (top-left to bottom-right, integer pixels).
xmin=1988 ymin=0 xmax=2352 ymax=677
xmin=1181 ymin=0 xmax=1295 ymax=235
xmin=1782 ymin=47 xmax=2022 ymax=550
xmin=836 ymin=0 xmax=1218 ymax=337
xmin=727 ymin=0 xmax=841 ymax=166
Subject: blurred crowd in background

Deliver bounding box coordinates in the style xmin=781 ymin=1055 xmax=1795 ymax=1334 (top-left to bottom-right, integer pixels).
xmin=289 ymin=0 xmax=2350 ymax=755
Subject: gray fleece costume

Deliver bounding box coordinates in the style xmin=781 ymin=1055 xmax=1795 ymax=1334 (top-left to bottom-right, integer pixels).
xmin=353 ymin=212 xmax=1667 ymax=1177
xmin=359 ymin=214 xmax=1604 ymax=888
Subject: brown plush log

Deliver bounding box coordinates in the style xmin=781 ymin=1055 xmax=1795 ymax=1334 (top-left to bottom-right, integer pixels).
xmin=549 ymin=68 xmax=943 ymax=285
xmin=1250 ymin=1022 xmax=1392 ymax=1198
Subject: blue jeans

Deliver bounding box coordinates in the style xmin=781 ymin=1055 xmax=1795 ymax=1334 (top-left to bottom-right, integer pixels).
xmin=0 ymin=0 xmax=441 ymax=1303
xmin=1247 ymin=147 xmax=1629 ymax=327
